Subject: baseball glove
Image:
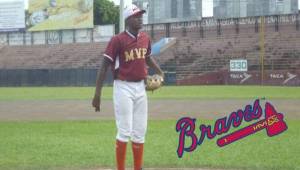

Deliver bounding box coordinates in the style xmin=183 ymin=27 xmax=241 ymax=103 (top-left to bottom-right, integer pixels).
xmin=145 ymin=74 xmax=164 ymax=91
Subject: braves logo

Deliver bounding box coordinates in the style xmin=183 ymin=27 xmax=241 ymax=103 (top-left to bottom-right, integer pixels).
xmin=175 ymin=99 xmax=288 ymax=158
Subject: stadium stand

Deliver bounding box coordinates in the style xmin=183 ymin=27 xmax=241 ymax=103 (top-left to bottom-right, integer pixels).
xmin=1 ymin=14 xmax=299 ymax=86
xmin=0 ymin=42 xmax=106 ymax=69
xmin=144 ymin=16 xmax=300 ymax=85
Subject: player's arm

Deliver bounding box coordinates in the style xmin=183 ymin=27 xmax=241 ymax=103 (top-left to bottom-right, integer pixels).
xmin=92 ymin=57 xmax=110 ymax=112
xmin=145 ymin=38 xmax=164 ymax=78
xmin=93 ymin=35 xmax=119 ymax=111
xmin=146 ymin=56 xmax=164 ymax=78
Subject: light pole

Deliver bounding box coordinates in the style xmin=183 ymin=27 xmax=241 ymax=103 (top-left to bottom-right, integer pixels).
xmin=119 ymin=0 xmax=125 ymax=32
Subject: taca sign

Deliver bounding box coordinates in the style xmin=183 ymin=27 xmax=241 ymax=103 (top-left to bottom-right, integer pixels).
xmin=175 ymin=99 xmax=288 ymax=158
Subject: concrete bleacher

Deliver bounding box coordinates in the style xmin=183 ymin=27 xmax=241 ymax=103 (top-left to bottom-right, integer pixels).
xmin=1 ymin=14 xmax=300 ymax=86
xmin=0 ymin=42 xmax=107 ymax=69
xmin=150 ymin=19 xmax=300 ymax=85
xmin=161 ymin=33 xmax=260 ymax=81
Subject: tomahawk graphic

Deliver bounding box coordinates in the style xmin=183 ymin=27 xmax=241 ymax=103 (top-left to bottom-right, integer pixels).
xmin=217 ymin=102 xmax=288 ymax=147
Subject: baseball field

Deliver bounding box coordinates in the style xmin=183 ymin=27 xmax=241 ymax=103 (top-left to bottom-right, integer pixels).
xmin=0 ymin=86 xmax=299 ymax=170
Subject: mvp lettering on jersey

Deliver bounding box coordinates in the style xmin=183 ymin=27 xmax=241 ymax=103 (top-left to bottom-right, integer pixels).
xmin=125 ymin=48 xmax=148 ymax=62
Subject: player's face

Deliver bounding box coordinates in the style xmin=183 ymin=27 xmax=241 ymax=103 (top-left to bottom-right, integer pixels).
xmin=128 ymin=14 xmax=143 ymax=30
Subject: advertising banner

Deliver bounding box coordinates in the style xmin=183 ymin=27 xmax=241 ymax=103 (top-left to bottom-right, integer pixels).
xmin=28 ymin=0 xmax=93 ymax=31
xmin=0 ymin=0 xmax=25 ymax=32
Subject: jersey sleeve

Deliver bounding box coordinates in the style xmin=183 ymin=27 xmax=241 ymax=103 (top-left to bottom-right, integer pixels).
xmin=103 ymin=36 xmax=120 ymax=62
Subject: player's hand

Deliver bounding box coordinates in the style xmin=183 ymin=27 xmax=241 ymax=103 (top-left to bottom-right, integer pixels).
xmin=92 ymin=95 xmax=101 ymax=112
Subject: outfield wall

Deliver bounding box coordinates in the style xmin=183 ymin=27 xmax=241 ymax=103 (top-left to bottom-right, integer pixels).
xmin=0 ymin=69 xmax=100 ymax=86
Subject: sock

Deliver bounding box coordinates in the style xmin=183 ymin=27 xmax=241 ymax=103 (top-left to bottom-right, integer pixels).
xmin=116 ymin=140 xmax=127 ymax=170
xmin=132 ymin=142 xmax=144 ymax=170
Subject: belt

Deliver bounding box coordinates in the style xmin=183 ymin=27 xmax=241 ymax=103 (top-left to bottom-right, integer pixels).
xmin=115 ymin=78 xmax=143 ymax=82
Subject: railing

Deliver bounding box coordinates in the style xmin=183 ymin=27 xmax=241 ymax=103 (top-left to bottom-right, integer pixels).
xmin=142 ymin=13 xmax=300 ymax=40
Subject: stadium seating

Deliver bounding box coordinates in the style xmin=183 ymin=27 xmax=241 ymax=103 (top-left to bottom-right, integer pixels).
xmin=1 ymin=15 xmax=299 ymax=86
xmin=0 ymin=43 xmax=107 ymax=69
xmin=150 ymin=20 xmax=300 ymax=85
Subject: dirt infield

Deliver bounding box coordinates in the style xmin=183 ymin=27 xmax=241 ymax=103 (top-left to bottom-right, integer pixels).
xmin=90 ymin=168 xmax=231 ymax=170
xmin=0 ymin=99 xmax=299 ymax=121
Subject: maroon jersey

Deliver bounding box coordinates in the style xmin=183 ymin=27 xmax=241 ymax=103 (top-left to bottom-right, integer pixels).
xmin=104 ymin=30 xmax=151 ymax=81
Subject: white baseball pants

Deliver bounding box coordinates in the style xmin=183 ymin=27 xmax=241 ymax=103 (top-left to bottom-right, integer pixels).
xmin=113 ymin=80 xmax=148 ymax=143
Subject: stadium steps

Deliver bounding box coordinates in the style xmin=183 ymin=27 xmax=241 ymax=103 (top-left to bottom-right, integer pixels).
xmin=0 ymin=42 xmax=107 ymax=69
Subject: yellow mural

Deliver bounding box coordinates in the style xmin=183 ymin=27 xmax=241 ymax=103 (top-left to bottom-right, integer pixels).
xmin=28 ymin=0 xmax=93 ymax=31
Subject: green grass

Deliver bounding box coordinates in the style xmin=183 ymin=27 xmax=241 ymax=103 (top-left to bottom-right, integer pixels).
xmin=0 ymin=86 xmax=300 ymax=101
xmin=0 ymin=120 xmax=299 ymax=170
xmin=0 ymin=86 xmax=299 ymax=169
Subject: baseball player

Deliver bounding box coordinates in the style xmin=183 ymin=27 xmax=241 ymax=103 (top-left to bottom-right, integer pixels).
xmin=92 ymin=4 xmax=164 ymax=170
